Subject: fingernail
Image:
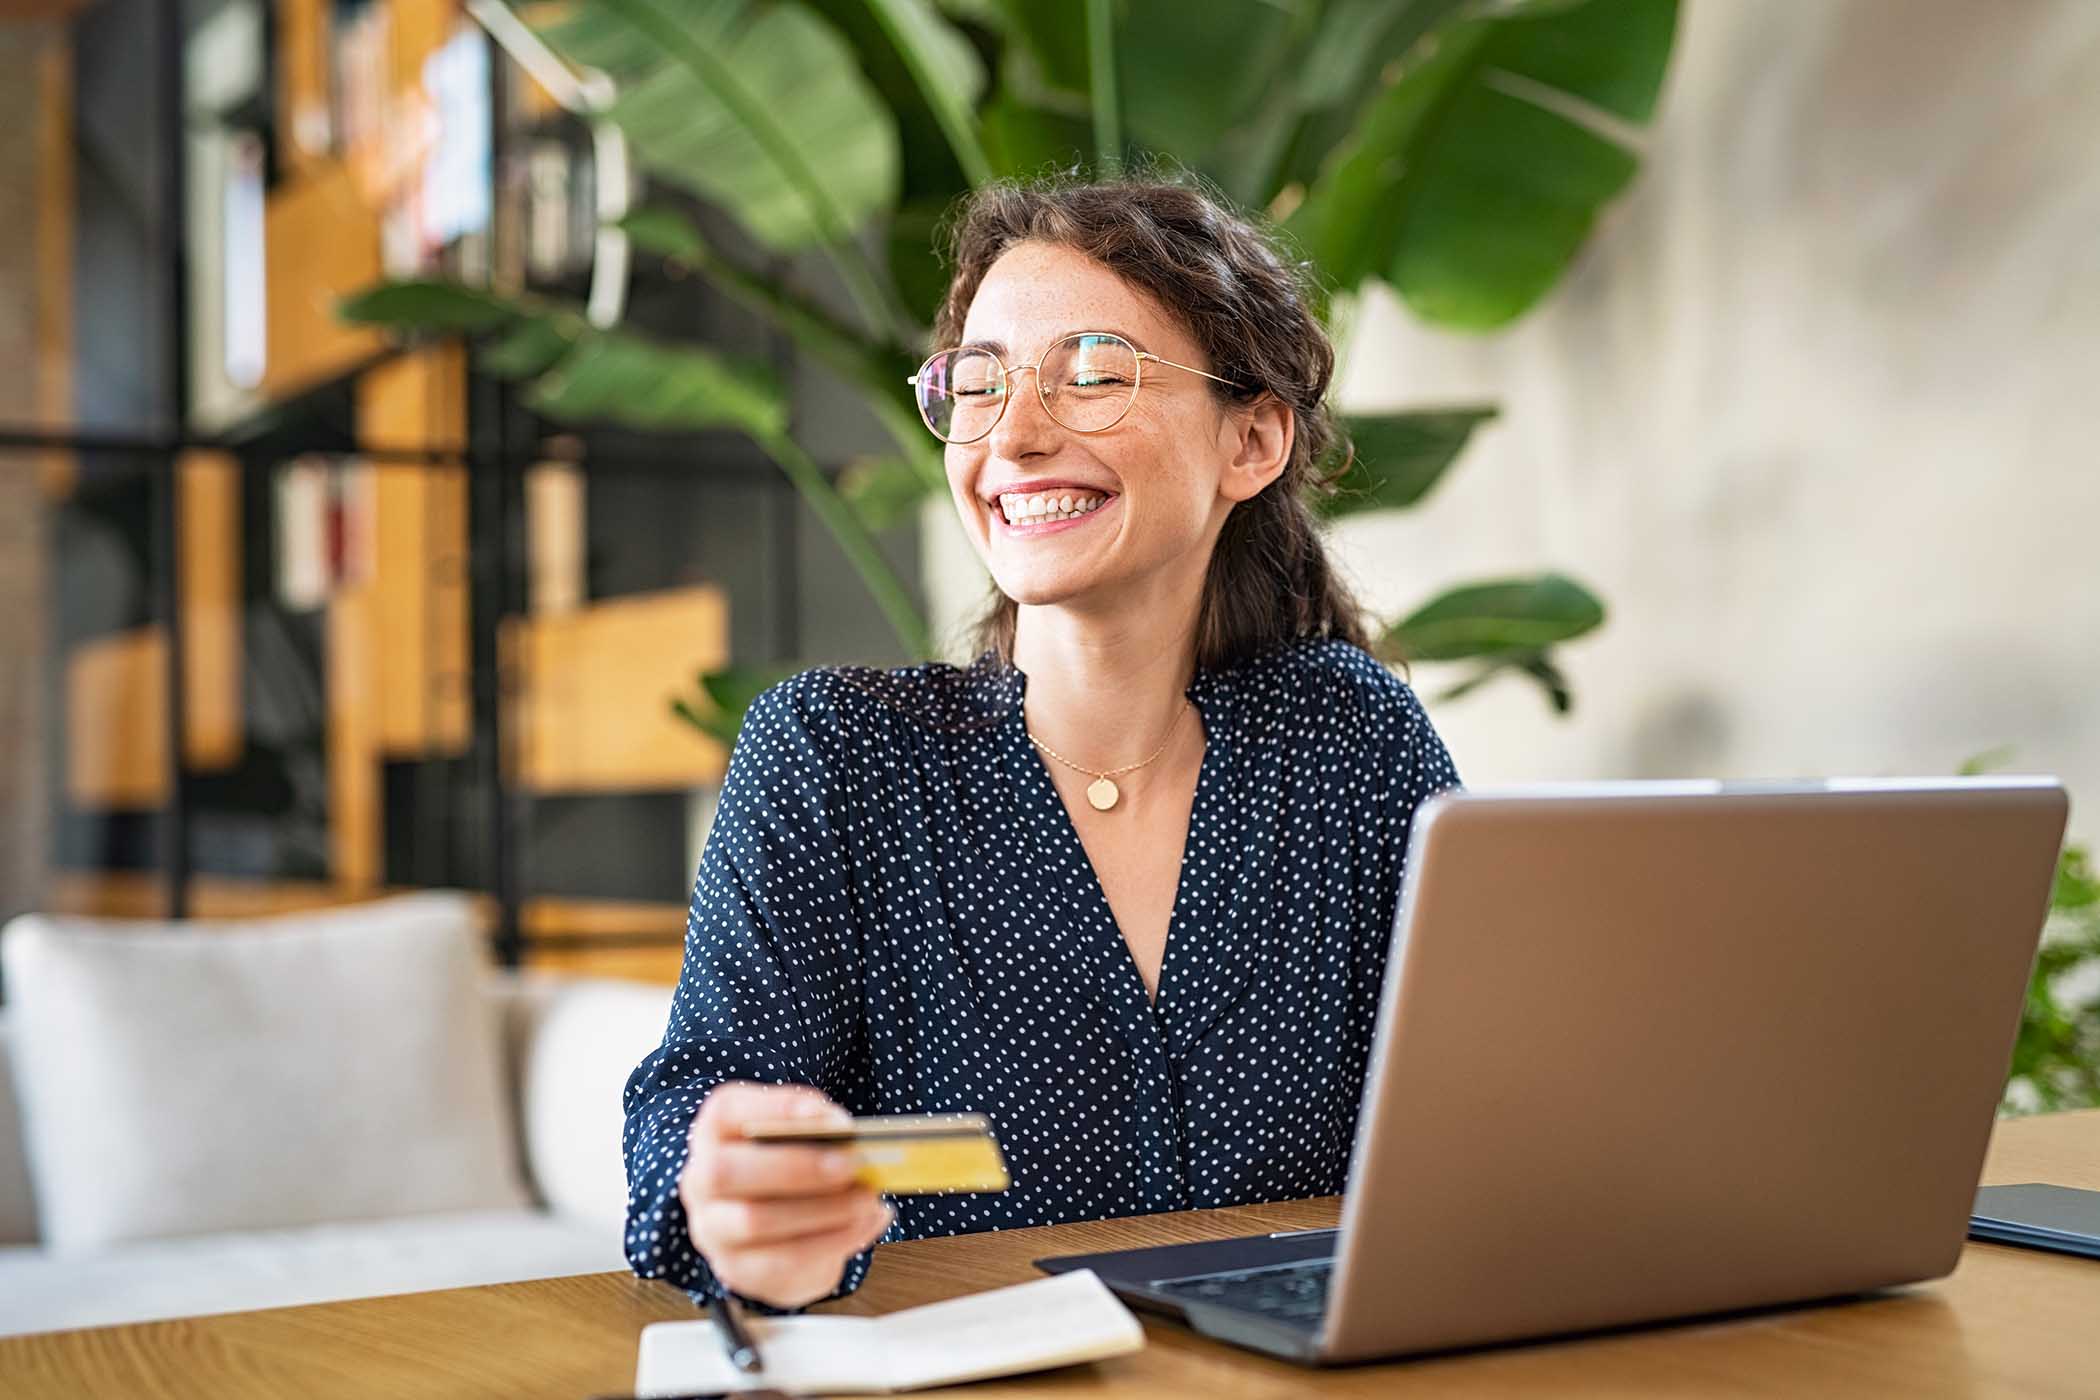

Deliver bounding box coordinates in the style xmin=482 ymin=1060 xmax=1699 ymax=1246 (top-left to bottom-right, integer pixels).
xmin=822 ymin=1150 xmax=855 ymax=1179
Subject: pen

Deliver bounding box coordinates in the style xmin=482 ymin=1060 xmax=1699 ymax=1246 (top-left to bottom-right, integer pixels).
xmin=711 ymin=1290 xmax=764 ymax=1375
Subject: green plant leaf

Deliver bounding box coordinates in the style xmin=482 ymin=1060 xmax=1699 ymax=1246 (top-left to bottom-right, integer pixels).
xmin=481 ymin=316 xmax=582 ymax=378
xmin=1516 ymin=649 xmax=1574 ymax=714
xmin=1112 ymin=0 xmax=1300 ymax=161
xmin=1316 ymin=406 xmax=1497 ymax=517
xmin=987 ymin=0 xmax=1090 ymax=100
xmin=1430 ymin=648 xmax=1574 ymax=713
xmin=863 ymin=0 xmax=995 ymax=187
xmin=338 ymin=280 xmax=523 ymax=333
xmin=1291 ymin=0 xmax=1466 ymax=115
xmin=840 ymin=454 xmax=942 ymax=531
xmin=527 ymin=331 xmax=789 ymax=438
xmin=1286 ymin=0 xmax=1678 ymax=329
xmin=977 ymin=84 xmax=1093 ymax=178
xmin=672 ymin=662 xmax=801 ymax=746
xmin=615 ymin=202 xmax=939 ymax=474
xmin=617 ymin=205 xmax=710 ymax=260
xmin=887 ymin=196 xmax=959 ymax=328
xmin=1227 ymin=0 xmax=1469 ymax=212
xmin=1955 ymin=743 xmax=2022 ymax=776
xmin=1085 ymin=0 xmax=1120 ymax=173
xmin=1385 ymin=572 xmax=1606 ymax=662
xmin=541 ymin=0 xmax=900 ymax=255
xmin=2054 ymin=846 xmax=2100 ymax=912
xmin=756 ymin=430 xmax=934 ymax=658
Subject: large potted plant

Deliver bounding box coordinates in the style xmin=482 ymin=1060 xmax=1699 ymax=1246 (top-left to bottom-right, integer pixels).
xmin=345 ymin=0 xmax=1680 ymax=739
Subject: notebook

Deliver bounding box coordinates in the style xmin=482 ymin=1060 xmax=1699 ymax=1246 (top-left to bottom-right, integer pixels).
xmin=633 ymin=1269 xmax=1144 ymax=1396
xmin=1970 ymin=1183 xmax=2100 ymax=1260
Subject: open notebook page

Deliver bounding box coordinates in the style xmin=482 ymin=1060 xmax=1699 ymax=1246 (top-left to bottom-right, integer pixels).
xmin=634 ymin=1269 xmax=1144 ymax=1396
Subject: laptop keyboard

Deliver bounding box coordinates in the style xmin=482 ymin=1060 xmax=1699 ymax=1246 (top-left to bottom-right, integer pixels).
xmin=1150 ymin=1257 xmax=1335 ymax=1323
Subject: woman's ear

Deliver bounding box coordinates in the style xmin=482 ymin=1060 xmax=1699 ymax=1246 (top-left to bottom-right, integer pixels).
xmin=1219 ymin=393 xmax=1294 ymax=504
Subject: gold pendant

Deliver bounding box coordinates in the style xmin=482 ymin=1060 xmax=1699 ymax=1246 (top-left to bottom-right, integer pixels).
xmin=1086 ymin=776 xmax=1120 ymax=811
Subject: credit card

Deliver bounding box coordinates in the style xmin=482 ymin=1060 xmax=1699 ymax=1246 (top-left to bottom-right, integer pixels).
xmin=742 ymin=1112 xmax=1011 ymax=1195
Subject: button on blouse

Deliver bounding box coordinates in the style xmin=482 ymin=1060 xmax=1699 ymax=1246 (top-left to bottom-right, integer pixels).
xmin=621 ymin=634 xmax=1463 ymax=1308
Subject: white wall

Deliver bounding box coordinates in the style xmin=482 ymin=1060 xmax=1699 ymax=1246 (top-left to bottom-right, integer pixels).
xmin=924 ymin=0 xmax=2100 ymax=843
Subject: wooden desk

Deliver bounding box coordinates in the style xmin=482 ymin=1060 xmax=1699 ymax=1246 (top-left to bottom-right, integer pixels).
xmin=5 ymin=1110 xmax=2097 ymax=1399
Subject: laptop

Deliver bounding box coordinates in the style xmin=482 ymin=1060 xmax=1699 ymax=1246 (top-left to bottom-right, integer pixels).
xmin=1036 ymin=777 xmax=2069 ymax=1365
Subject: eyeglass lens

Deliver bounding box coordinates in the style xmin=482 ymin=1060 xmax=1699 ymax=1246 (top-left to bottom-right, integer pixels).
xmin=915 ymin=333 xmax=1140 ymax=443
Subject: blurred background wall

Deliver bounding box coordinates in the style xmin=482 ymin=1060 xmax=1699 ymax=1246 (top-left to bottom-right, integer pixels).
xmin=926 ymin=0 xmax=2100 ymax=831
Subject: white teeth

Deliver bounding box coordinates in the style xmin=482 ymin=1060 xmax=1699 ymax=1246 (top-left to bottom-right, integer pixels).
xmin=995 ymin=490 xmax=1109 ymax=526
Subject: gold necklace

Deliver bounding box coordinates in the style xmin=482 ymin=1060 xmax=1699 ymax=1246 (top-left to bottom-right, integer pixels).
xmin=1027 ymin=699 xmax=1191 ymax=812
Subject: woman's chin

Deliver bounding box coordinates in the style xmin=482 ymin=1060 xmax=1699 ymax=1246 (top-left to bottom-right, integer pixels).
xmin=990 ymin=565 xmax=1106 ymax=609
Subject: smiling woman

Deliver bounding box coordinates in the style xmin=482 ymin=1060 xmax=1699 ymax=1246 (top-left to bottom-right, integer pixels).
xmin=925 ymin=173 xmax=1373 ymax=674
xmin=620 ymin=166 xmax=1462 ymax=1316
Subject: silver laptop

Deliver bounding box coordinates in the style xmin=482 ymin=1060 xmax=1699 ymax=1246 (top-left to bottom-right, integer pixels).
xmin=1037 ymin=777 xmax=2069 ymax=1364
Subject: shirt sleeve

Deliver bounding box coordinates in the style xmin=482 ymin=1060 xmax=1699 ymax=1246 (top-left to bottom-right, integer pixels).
xmin=1357 ymin=655 xmax=1464 ymax=923
xmin=620 ymin=673 xmax=878 ymax=1311
xmin=1385 ymin=669 xmax=1463 ymax=821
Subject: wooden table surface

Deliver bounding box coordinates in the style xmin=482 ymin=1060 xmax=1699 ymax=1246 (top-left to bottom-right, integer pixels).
xmin=4 ymin=1109 xmax=2097 ymax=1399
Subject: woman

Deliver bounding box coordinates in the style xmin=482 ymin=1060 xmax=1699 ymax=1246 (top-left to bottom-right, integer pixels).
xmin=622 ymin=169 xmax=1462 ymax=1311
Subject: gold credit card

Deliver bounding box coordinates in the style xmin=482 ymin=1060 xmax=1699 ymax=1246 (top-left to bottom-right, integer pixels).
xmin=742 ymin=1112 xmax=1011 ymax=1195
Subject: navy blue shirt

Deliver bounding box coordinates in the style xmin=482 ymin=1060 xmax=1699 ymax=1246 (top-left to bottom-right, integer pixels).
xmin=621 ymin=634 xmax=1462 ymax=1306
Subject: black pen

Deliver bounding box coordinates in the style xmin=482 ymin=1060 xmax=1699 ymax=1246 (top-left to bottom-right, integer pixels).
xmin=711 ymin=1290 xmax=764 ymax=1376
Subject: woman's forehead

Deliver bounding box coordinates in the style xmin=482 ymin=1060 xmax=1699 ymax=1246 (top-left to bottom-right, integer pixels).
xmin=960 ymin=243 xmax=1184 ymax=358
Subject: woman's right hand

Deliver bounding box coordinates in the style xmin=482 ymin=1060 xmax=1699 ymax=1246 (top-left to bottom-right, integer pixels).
xmin=678 ymin=1081 xmax=894 ymax=1309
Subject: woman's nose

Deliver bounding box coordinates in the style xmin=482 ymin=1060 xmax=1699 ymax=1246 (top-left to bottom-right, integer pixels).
xmin=985 ymin=364 xmax=1059 ymax=452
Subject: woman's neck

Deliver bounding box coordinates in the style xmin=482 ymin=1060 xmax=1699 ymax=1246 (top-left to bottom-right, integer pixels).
xmin=1010 ymin=598 xmax=1200 ymax=777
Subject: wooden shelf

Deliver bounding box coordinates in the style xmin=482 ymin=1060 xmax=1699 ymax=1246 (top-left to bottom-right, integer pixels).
xmin=63 ymin=452 xmax=244 ymax=809
xmin=357 ymin=345 xmax=472 ymax=759
xmin=261 ymin=160 xmax=386 ymax=401
xmin=504 ymin=585 xmax=732 ymax=794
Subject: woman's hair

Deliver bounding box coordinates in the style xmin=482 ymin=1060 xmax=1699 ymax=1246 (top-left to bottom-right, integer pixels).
xmin=929 ymin=159 xmax=1386 ymax=674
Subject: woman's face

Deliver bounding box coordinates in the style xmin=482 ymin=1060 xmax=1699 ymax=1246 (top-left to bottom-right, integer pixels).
xmin=941 ymin=240 xmax=1290 ymax=616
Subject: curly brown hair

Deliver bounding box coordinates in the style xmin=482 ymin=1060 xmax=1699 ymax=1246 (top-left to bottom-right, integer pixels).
xmin=928 ymin=160 xmax=1379 ymax=673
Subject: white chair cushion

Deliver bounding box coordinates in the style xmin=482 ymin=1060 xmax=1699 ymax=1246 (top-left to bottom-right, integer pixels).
xmin=0 ymin=892 xmax=531 ymax=1252
xmin=0 ymin=1207 xmax=628 ymax=1339
xmin=520 ymin=976 xmax=675 ymax=1236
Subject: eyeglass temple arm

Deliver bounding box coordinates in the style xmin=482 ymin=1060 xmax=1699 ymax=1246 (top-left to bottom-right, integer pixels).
xmin=909 ymin=354 xmax=1237 ymax=388
xmin=1138 ymin=351 xmax=1240 ymax=387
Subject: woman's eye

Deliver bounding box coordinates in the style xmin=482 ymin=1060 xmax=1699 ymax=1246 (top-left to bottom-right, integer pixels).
xmin=1070 ymin=374 xmax=1127 ymax=388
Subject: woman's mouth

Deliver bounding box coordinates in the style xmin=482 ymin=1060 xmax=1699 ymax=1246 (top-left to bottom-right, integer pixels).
xmin=991 ymin=488 xmax=1118 ymax=538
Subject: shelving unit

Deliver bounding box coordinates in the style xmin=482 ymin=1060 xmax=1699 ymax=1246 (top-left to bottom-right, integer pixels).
xmin=16 ymin=0 xmax=900 ymax=986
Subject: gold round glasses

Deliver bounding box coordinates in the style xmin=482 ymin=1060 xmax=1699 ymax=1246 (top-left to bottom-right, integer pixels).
xmin=906 ymin=331 xmax=1244 ymax=444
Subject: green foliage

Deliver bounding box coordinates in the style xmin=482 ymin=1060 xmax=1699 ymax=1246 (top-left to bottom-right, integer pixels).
xmin=1382 ymin=573 xmax=1605 ymax=714
xmin=1959 ymin=750 xmax=2100 ymax=1114
xmin=550 ymin=0 xmax=901 ymax=254
xmin=1282 ymin=0 xmax=1677 ymax=327
xmin=1317 ymin=407 xmax=1499 ymax=517
xmin=343 ymin=0 xmax=1682 ymax=740
xmin=839 ymin=455 xmax=942 ymax=531
xmin=670 ymin=663 xmax=803 ymax=748
xmin=2006 ymin=836 xmax=2100 ymax=1114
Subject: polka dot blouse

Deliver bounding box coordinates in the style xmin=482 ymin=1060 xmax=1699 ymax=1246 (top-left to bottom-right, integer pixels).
xmin=621 ymin=633 xmax=1463 ymax=1310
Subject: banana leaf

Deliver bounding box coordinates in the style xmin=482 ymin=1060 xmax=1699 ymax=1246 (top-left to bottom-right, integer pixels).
xmin=1286 ymin=0 xmax=1677 ymax=329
